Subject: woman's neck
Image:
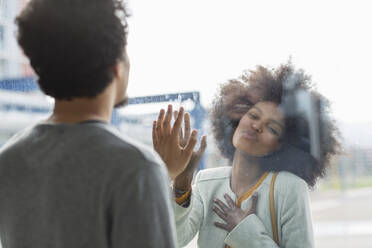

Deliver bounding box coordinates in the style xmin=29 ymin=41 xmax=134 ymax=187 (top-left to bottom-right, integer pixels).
xmin=231 ymin=150 xmax=265 ymax=197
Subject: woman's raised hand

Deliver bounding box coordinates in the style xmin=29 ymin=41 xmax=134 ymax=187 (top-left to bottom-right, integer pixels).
xmin=152 ymin=105 xmax=199 ymax=180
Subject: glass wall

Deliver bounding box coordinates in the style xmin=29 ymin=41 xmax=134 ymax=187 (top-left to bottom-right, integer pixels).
xmin=1 ymin=1 xmax=372 ymax=247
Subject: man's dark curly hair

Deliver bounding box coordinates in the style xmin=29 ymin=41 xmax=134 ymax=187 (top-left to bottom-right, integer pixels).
xmin=210 ymin=63 xmax=341 ymax=187
xmin=16 ymin=0 xmax=129 ymax=100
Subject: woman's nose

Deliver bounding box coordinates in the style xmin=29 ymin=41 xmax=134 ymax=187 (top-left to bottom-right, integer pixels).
xmin=251 ymin=122 xmax=263 ymax=133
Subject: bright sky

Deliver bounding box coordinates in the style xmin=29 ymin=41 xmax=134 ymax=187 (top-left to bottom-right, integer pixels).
xmin=126 ymin=0 xmax=372 ymax=123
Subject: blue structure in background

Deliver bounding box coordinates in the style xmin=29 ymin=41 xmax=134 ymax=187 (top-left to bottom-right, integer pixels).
xmin=125 ymin=92 xmax=207 ymax=170
xmin=0 ymin=77 xmax=40 ymax=92
xmin=0 ymin=77 xmax=207 ymax=169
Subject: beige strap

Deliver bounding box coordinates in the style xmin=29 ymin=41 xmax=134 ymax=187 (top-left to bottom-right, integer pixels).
xmin=270 ymin=172 xmax=279 ymax=245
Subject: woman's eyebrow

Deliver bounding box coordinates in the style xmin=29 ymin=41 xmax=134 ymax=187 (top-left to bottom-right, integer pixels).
xmin=251 ymin=106 xmax=262 ymax=113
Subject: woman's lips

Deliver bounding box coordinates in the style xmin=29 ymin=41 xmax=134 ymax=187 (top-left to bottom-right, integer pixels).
xmin=242 ymin=130 xmax=258 ymax=141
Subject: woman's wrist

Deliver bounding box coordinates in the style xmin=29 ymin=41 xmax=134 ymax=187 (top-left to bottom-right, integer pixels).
xmin=173 ymin=187 xmax=188 ymax=197
xmin=173 ymin=173 xmax=193 ymax=191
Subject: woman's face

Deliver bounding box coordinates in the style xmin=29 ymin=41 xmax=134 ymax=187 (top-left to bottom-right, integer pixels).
xmin=232 ymin=101 xmax=285 ymax=156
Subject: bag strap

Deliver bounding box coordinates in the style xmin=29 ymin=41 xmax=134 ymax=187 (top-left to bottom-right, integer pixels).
xmin=270 ymin=172 xmax=279 ymax=245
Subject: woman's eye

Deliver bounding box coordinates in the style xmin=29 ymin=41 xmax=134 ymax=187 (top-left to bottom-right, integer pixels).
xmin=268 ymin=127 xmax=279 ymax=136
xmin=248 ymin=112 xmax=258 ymax=119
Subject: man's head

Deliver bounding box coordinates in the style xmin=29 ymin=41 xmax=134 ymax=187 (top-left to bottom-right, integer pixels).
xmin=16 ymin=0 xmax=130 ymax=105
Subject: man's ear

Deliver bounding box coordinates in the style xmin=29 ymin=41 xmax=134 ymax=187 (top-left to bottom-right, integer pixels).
xmin=112 ymin=62 xmax=123 ymax=78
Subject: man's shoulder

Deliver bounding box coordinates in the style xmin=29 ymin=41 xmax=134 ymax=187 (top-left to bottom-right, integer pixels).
xmin=94 ymin=123 xmax=164 ymax=168
xmin=0 ymin=123 xmax=165 ymax=173
xmin=82 ymin=124 xmax=170 ymax=182
xmin=0 ymin=125 xmax=33 ymax=157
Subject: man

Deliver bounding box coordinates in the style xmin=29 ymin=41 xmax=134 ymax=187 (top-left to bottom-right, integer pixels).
xmin=0 ymin=0 xmax=192 ymax=247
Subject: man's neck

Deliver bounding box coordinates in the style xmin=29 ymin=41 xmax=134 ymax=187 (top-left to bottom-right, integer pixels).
xmin=48 ymin=105 xmax=111 ymax=124
xmin=47 ymin=85 xmax=115 ymax=124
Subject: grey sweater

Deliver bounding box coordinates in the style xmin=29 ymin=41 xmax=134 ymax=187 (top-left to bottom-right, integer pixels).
xmin=0 ymin=122 xmax=177 ymax=248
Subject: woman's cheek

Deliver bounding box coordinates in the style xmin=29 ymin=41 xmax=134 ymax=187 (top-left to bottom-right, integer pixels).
xmin=232 ymin=130 xmax=239 ymax=148
xmin=262 ymin=133 xmax=279 ymax=150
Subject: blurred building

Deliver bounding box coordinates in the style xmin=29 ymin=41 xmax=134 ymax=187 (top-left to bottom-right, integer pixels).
xmin=0 ymin=0 xmax=34 ymax=78
xmin=0 ymin=0 xmax=38 ymax=145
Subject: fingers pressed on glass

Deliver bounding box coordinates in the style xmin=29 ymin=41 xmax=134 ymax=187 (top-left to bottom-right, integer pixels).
xmin=184 ymin=130 xmax=198 ymax=155
xmin=172 ymin=107 xmax=184 ymax=138
xmin=152 ymin=120 xmax=158 ymax=148
xmin=163 ymin=105 xmax=173 ymax=135
xmin=156 ymin=109 xmax=165 ymax=136
xmin=184 ymin=112 xmax=191 ymax=141
xmin=199 ymin=135 xmax=207 ymax=149
xmin=173 ymin=110 xmax=183 ymax=140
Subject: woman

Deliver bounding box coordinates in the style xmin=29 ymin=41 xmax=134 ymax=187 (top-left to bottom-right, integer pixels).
xmin=152 ymin=63 xmax=340 ymax=248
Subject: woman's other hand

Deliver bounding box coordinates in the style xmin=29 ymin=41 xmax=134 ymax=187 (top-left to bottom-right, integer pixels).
xmin=152 ymin=104 xmax=198 ymax=180
xmin=213 ymin=192 xmax=258 ymax=232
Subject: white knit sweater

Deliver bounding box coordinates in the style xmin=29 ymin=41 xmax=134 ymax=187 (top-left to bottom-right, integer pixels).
xmin=174 ymin=166 xmax=314 ymax=248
